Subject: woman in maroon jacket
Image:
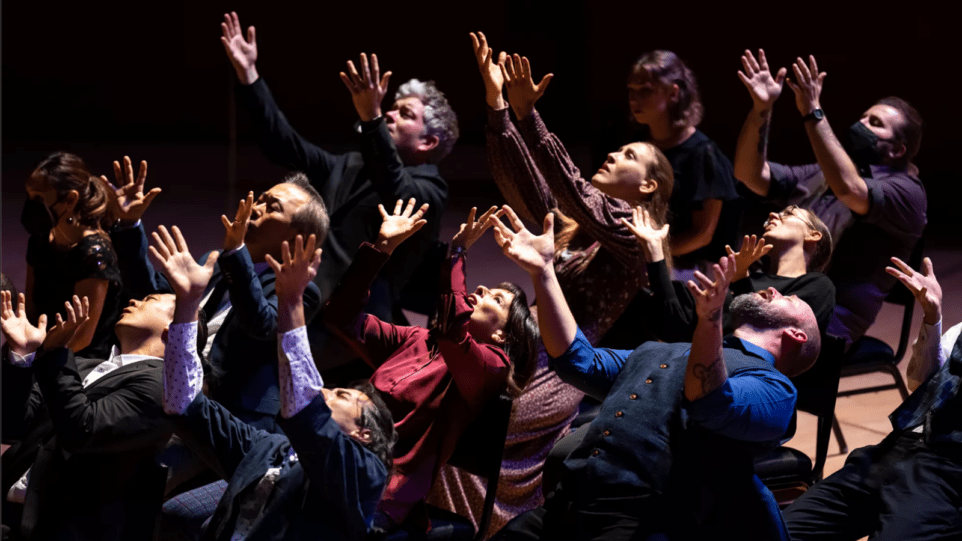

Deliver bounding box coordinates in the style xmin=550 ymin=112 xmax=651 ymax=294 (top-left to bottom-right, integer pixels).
xmin=324 ymin=200 xmax=538 ymax=532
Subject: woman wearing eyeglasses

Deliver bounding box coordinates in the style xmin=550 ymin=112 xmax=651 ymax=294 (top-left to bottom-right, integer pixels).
xmin=622 ymin=204 xmax=836 ymax=343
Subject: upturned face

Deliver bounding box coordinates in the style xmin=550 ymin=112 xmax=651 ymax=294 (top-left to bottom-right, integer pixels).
xmin=321 ymin=387 xmax=372 ymax=444
xmin=385 ymin=96 xmax=429 ymax=159
xmin=115 ymin=293 xmax=176 ymax=337
xmin=245 ymin=183 xmax=311 ymax=262
xmin=763 ymin=206 xmax=817 ymax=244
xmin=466 ymin=285 xmax=515 ymax=345
xmin=858 ymin=104 xmax=907 ymax=163
xmin=590 ymin=142 xmax=656 ymax=203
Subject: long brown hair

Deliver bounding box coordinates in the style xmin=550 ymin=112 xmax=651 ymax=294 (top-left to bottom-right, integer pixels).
xmin=555 ymin=142 xmax=674 ymax=272
xmin=29 ymin=152 xmax=113 ymax=231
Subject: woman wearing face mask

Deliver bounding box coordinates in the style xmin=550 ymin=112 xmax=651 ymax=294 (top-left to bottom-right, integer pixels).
xmin=21 ymin=152 xmax=124 ymax=358
xmin=625 ymin=50 xmax=741 ymax=279
xmin=424 ymin=34 xmax=673 ymax=538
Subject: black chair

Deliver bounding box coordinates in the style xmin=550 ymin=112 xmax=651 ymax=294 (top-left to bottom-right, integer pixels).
xmin=755 ymin=334 xmax=845 ymax=507
xmin=831 ymin=238 xmax=924 ymax=454
xmin=386 ymin=392 xmax=514 ymax=541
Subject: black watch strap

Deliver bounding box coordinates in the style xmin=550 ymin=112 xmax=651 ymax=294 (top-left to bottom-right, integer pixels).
xmin=802 ymin=108 xmax=824 ymax=123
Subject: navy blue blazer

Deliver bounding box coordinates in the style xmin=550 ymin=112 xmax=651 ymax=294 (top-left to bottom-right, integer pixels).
xmin=111 ymin=223 xmax=321 ymax=431
xmin=172 ymin=393 xmax=387 ymax=540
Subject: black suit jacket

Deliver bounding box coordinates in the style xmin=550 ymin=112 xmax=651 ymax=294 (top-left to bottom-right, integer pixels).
xmin=1 ymin=348 xmax=172 ymax=541
xmin=111 ymin=223 xmax=321 ymax=432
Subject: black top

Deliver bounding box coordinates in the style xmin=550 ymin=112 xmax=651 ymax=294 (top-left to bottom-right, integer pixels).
xmin=658 ymin=129 xmax=741 ymax=269
xmin=237 ymin=78 xmax=448 ymax=320
xmin=26 ymin=232 xmax=122 ymax=358
xmin=600 ymin=260 xmax=836 ymax=348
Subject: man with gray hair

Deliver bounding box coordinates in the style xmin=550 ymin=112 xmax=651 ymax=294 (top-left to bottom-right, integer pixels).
xmin=220 ymin=13 xmax=457 ymax=374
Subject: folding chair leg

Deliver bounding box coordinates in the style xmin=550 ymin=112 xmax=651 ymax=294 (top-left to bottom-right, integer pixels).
xmin=888 ymin=365 xmax=911 ymax=401
xmin=832 ymin=417 xmax=848 ymax=455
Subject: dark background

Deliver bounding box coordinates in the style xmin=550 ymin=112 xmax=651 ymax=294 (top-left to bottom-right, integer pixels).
xmin=3 ymin=1 xmax=960 ymax=292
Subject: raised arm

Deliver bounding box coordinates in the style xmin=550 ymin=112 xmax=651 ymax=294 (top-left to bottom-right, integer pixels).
xmin=684 ymin=256 xmax=736 ymax=401
xmin=504 ymin=55 xmax=641 ymax=263
xmin=323 ymin=199 xmax=427 ymax=367
xmin=733 ymin=49 xmax=786 ymax=196
xmin=224 ymin=12 xmax=338 ymax=180
xmin=1 ymin=291 xmax=48 ymax=438
xmin=491 ymin=207 xmax=628 ymax=398
xmin=786 ymin=55 xmax=870 ymax=214
xmin=887 ymin=256 xmax=944 ymax=391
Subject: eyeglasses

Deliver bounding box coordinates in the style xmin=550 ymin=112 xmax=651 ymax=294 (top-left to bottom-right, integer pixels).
xmin=776 ymin=205 xmax=817 ymax=231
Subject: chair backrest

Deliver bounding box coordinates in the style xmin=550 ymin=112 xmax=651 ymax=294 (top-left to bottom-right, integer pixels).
xmin=887 ymin=236 xmax=925 ymax=362
xmin=444 ymin=392 xmax=513 ymax=541
xmin=790 ymin=334 xmax=845 ymax=481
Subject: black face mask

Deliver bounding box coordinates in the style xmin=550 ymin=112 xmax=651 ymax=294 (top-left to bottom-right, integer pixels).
xmin=843 ymin=121 xmax=886 ymax=170
xmin=20 ymin=197 xmax=59 ymax=235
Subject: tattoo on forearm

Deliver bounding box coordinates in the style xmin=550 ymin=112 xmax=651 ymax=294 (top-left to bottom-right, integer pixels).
xmin=707 ymin=307 xmax=722 ymax=322
xmin=757 ymin=115 xmax=771 ymax=157
xmin=693 ymin=355 xmax=725 ymax=396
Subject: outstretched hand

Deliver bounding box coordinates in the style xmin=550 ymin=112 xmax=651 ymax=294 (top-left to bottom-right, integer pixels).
xmin=451 ymin=206 xmax=499 ymax=251
xmin=501 ymin=54 xmax=553 ymax=120
xmin=621 ymin=206 xmax=669 ymax=263
xmin=887 ymin=256 xmax=942 ymax=325
xmin=43 ymin=295 xmax=92 ymax=351
xmin=489 ymin=205 xmax=555 ymax=276
xmin=726 ymin=235 xmax=772 ymax=281
xmin=222 ymin=191 xmax=254 ymax=253
xmin=470 ymin=32 xmax=507 ymax=109
xmin=220 ymin=11 xmax=259 ymax=85
xmin=785 ymin=55 xmax=826 ymax=116
xmin=340 ymin=53 xmax=392 ymax=122
xmin=737 ymin=49 xmax=786 ymax=112
xmin=687 ymin=255 xmax=736 ymax=321
xmin=100 ymin=156 xmax=159 ymax=225
xmin=266 ymin=234 xmax=321 ymax=304
xmin=375 ymin=198 xmax=429 ymax=255
xmin=149 ymin=225 xmax=218 ymax=308
xmin=1 ymin=291 xmax=47 ymax=357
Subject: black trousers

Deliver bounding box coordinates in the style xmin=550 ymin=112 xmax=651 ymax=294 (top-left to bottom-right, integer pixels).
xmin=783 ymin=431 xmax=962 ymax=541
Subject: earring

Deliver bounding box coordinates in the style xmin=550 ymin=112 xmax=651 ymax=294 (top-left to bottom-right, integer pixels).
xmin=66 ymin=216 xmax=75 ymax=225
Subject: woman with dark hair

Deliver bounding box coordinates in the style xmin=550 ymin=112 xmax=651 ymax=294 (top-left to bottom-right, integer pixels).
xmin=21 ymin=152 xmax=123 ymax=357
xmin=425 ymin=34 xmax=674 ymax=539
xmin=623 ymin=204 xmax=836 ymax=342
xmin=627 ymin=50 xmax=741 ymax=277
xmin=324 ymin=200 xmax=538 ymax=532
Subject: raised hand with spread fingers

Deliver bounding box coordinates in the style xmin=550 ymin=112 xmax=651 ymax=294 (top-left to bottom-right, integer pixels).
xmin=501 ymin=54 xmax=553 ymax=120
xmin=222 ymin=191 xmax=254 ymax=253
xmin=374 ymin=198 xmax=429 ymax=256
xmin=148 ymin=225 xmax=219 ymax=323
xmin=886 ymin=256 xmax=941 ymax=326
xmin=621 ymin=205 xmax=670 ymax=263
xmin=340 ymin=53 xmax=392 ymax=122
xmin=726 ymin=235 xmax=773 ymax=282
xmin=470 ymin=32 xmax=507 ymax=110
xmin=220 ymin=11 xmax=259 ymax=85
xmin=685 ymin=254 xmax=736 ymax=400
xmin=489 ymin=205 xmax=554 ymax=277
xmin=100 ymin=156 xmax=159 ymax=226
xmin=266 ymin=234 xmax=322 ymax=332
xmin=42 ymin=295 xmax=92 ymax=352
xmin=737 ymin=49 xmax=786 ymax=114
xmin=785 ymin=55 xmax=827 ymax=117
xmin=1 ymin=291 xmax=48 ymax=358
xmin=452 ymin=206 xmax=499 ymax=252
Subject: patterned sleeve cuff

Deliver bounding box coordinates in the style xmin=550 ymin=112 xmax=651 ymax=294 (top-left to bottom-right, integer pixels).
xmin=163 ymin=321 xmax=204 ymax=415
xmin=7 ymin=350 xmax=36 ymax=368
xmin=278 ymin=326 xmax=325 ymax=418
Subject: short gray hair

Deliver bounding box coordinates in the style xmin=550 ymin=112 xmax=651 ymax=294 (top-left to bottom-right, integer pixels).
xmin=395 ymin=79 xmax=459 ymax=163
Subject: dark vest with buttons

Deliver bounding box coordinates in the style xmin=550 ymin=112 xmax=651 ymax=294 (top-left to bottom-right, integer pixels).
xmin=890 ymin=328 xmax=962 ymax=446
xmin=561 ymin=339 xmax=787 ymax=525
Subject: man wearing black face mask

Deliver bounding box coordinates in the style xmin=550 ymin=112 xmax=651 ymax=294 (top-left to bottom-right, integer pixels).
xmin=732 ymin=50 xmax=926 ymax=348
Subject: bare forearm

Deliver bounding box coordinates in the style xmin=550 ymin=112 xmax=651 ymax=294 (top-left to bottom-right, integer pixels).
xmin=531 ymin=266 xmax=578 ymax=358
xmin=734 ymin=109 xmax=773 ymax=196
xmin=685 ymin=309 xmax=727 ymax=401
xmin=804 ymin=117 xmax=869 ymax=214
xmin=276 ymin=298 xmax=305 ymax=334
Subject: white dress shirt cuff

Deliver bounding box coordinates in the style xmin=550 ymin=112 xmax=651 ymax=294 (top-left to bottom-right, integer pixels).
xmin=7 ymin=349 xmax=36 ymax=368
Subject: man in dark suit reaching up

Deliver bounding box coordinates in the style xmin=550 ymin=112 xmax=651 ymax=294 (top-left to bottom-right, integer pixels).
xmin=0 ymin=287 xmax=208 ymax=541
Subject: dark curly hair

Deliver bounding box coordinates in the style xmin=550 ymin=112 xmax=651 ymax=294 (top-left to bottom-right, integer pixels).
xmin=494 ymin=282 xmax=539 ymax=396
xmin=350 ymin=380 xmax=398 ymax=473
xmin=29 ymin=152 xmax=113 ymax=231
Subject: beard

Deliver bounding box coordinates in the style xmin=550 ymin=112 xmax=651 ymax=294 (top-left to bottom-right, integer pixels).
xmin=729 ymin=293 xmax=793 ymax=330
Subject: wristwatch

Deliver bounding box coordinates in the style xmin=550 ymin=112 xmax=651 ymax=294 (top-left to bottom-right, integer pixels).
xmin=802 ymin=108 xmax=824 ymax=123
